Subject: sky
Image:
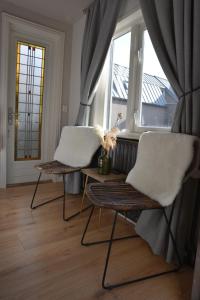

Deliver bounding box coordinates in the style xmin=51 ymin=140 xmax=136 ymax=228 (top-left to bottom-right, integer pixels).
xmin=113 ymin=30 xmax=166 ymax=79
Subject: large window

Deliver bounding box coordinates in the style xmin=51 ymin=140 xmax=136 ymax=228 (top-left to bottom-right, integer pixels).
xmin=103 ymin=12 xmax=178 ymax=132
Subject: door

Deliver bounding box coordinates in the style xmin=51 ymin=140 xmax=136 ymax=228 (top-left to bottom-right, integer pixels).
xmin=0 ymin=14 xmax=65 ymax=188
xmin=7 ymin=38 xmax=47 ymax=184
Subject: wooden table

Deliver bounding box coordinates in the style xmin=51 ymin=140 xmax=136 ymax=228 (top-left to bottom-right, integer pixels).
xmin=81 ymin=168 xmax=126 ymax=215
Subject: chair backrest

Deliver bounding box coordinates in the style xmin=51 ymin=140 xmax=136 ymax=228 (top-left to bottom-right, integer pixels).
xmin=126 ymin=132 xmax=199 ymax=207
xmin=54 ymin=126 xmax=101 ymax=168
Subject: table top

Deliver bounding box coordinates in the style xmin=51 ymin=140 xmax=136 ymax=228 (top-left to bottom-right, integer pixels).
xmin=81 ymin=168 xmax=126 ymax=183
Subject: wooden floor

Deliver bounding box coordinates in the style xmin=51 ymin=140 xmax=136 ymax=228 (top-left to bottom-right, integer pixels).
xmin=0 ymin=182 xmax=193 ymax=300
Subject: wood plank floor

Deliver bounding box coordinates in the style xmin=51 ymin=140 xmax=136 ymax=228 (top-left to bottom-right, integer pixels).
xmin=0 ymin=182 xmax=193 ymax=300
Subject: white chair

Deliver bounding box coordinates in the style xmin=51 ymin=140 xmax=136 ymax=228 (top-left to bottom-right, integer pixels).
xmin=81 ymin=131 xmax=199 ymax=289
xmin=30 ymin=126 xmax=101 ymax=221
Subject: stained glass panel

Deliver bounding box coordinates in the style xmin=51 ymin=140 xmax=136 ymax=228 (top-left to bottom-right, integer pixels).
xmin=15 ymin=41 xmax=45 ymax=160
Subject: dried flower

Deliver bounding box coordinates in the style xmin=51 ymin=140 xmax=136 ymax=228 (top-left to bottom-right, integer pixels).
xmin=95 ymin=125 xmax=119 ymax=156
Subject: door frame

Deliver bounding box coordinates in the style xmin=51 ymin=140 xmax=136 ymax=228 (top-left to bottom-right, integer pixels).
xmin=0 ymin=13 xmax=65 ymax=188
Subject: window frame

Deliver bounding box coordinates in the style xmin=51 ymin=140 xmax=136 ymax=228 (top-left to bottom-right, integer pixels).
xmin=132 ymin=26 xmax=171 ymax=132
xmin=104 ymin=10 xmax=172 ymax=133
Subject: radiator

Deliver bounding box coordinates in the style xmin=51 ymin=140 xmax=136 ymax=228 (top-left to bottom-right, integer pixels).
xmin=111 ymin=137 xmax=140 ymax=222
xmin=110 ymin=137 xmax=138 ymax=174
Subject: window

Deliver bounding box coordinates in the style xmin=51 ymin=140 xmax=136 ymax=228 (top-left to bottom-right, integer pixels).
xmin=109 ymin=32 xmax=131 ymax=130
xmin=15 ymin=41 xmax=45 ymax=160
xmin=139 ymin=30 xmax=178 ymax=128
xmin=102 ymin=12 xmax=178 ymax=132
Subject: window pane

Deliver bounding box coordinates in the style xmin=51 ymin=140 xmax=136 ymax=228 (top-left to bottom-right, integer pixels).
xmin=34 ymin=76 xmax=42 ymax=86
xmin=33 ymin=85 xmax=41 ymax=95
xmin=140 ymin=30 xmax=178 ymax=127
xmin=35 ymin=48 xmax=43 ymax=58
xmin=19 ymin=74 xmax=27 ymax=84
xmin=109 ymin=32 xmax=131 ymax=130
xmin=19 ymin=45 xmax=28 ymax=55
xmin=20 ymin=54 xmax=28 ymax=65
xmin=35 ymin=57 xmax=43 ymax=68
xmin=19 ymin=64 xmax=28 ymax=74
xmin=34 ymin=67 xmax=43 ymax=77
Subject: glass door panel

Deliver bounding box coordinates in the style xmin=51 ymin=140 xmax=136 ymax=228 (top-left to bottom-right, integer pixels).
xmin=15 ymin=41 xmax=45 ymax=160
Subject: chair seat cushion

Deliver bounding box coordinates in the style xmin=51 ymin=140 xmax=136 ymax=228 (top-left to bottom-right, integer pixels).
xmin=35 ymin=160 xmax=81 ymax=174
xmin=86 ymin=182 xmax=161 ymax=211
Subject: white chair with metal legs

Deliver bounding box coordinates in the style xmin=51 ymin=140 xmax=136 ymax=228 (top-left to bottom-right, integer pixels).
xmin=81 ymin=132 xmax=199 ymax=289
xmin=30 ymin=126 xmax=101 ymax=221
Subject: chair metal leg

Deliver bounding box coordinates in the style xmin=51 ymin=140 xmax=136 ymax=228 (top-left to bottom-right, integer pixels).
xmin=163 ymin=208 xmax=182 ymax=268
xmin=62 ymin=174 xmax=92 ymax=222
xmin=30 ymin=172 xmax=64 ymax=209
xmin=63 ymin=174 xmax=66 ymax=220
xmin=102 ymin=211 xmax=118 ymax=289
xmin=81 ymin=206 xmax=95 ymax=245
xmin=81 ymin=208 xmax=138 ymax=246
xmin=101 ymin=208 xmax=182 ymax=290
xmin=31 ymin=173 xmax=91 ymax=222
xmin=30 ymin=172 xmax=41 ymax=209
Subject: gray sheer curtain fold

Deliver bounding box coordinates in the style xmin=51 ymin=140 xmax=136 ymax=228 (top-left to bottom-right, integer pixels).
xmin=76 ymin=0 xmax=122 ymax=126
xmin=137 ymin=0 xmax=200 ymax=263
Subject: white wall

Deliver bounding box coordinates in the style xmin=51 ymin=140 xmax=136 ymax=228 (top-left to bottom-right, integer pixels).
xmin=0 ymin=0 xmax=72 ymax=127
xmin=68 ymin=0 xmax=140 ymax=125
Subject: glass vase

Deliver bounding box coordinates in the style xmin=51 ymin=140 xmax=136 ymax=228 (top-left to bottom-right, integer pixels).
xmin=98 ymin=149 xmax=111 ymax=175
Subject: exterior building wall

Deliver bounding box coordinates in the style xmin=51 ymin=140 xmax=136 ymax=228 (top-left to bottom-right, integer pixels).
xmin=111 ymin=90 xmax=177 ymax=129
xmin=165 ymin=93 xmax=178 ymax=126
xmin=141 ymin=104 xmax=167 ymax=127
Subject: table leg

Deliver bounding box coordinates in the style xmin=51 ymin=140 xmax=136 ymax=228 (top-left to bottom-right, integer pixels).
xmin=80 ymin=175 xmax=89 ymax=212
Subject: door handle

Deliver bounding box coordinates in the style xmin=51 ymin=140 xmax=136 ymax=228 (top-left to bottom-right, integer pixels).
xmin=8 ymin=108 xmax=18 ymax=125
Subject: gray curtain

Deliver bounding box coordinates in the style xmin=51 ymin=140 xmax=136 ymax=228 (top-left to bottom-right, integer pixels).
xmin=136 ymin=0 xmax=200 ymax=263
xmin=76 ymin=0 xmax=122 ymax=126
xmin=66 ymin=0 xmax=122 ymax=194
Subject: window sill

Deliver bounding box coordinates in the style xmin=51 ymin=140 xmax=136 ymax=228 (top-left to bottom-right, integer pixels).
xmin=117 ymin=126 xmax=171 ymax=140
xmin=136 ymin=125 xmax=171 ymax=132
xmin=117 ymin=130 xmax=141 ymax=140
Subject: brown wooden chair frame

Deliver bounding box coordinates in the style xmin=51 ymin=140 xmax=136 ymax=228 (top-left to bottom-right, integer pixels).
xmin=81 ymin=184 xmax=182 ymax=290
